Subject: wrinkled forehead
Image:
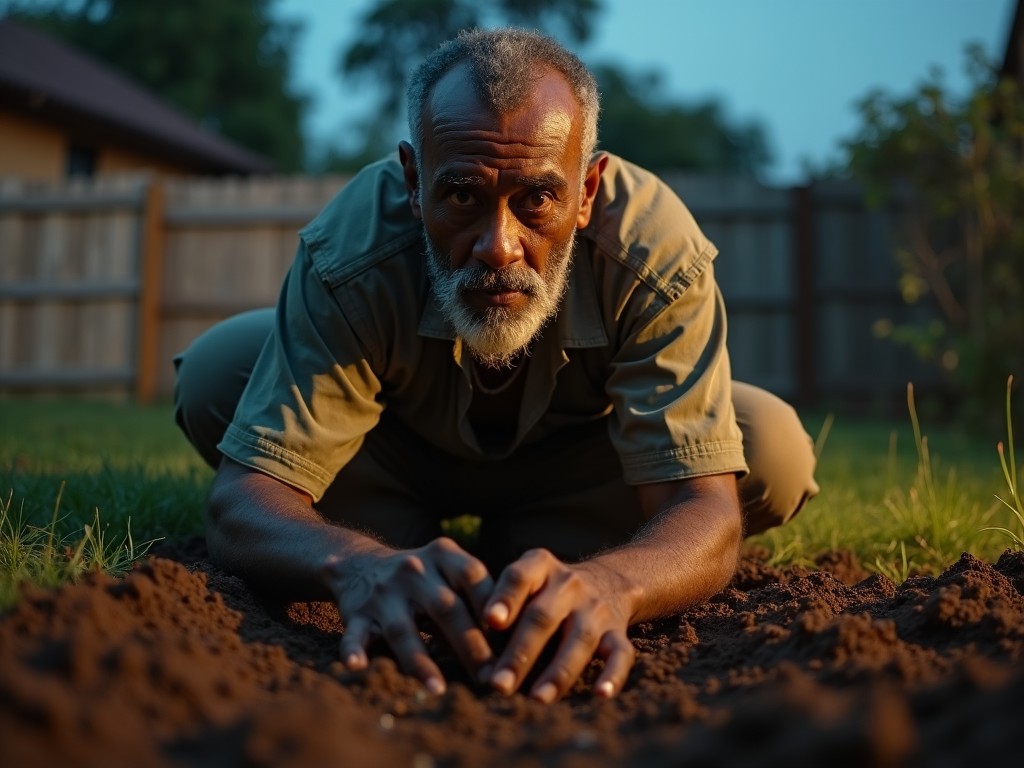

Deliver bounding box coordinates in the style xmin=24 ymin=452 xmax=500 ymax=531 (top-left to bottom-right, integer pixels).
xmin=423 ymin=61 xmax=580 ymax=141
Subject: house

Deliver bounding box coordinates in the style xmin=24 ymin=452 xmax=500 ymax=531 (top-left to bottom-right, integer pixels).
xmin=1001 ymin=0 xmax=1023 ymax=84
xmin=0 ymin=18 xmax=272 ymax=180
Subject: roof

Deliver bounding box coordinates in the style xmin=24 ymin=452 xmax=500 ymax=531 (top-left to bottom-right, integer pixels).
xmin=1001 ymin=0 xmax=1023 ymax=82
xmin=0 ymin=18 xmax=273 ymax=174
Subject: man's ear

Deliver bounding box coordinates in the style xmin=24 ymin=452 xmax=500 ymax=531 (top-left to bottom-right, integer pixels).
xmin=398 ymin=141 xmax=422 ymax=219
xmin=576 ymin=152 xmax=608 ymax=229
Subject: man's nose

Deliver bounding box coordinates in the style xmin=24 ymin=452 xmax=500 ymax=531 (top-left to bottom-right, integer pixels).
xmin=472 ymin=206 xmax=524 ymax=270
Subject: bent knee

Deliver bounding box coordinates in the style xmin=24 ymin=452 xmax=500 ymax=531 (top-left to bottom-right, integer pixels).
xmin=173 ymin=309 xmax=274 ymax=468
xmin=732 ymin=382 xmax=820 ymax=535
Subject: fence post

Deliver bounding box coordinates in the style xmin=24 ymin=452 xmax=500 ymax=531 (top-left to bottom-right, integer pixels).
xmin=135 ymin=179 xmax=165 ymax=403
xmin=792 ymin=184 xmax=815 ymax=405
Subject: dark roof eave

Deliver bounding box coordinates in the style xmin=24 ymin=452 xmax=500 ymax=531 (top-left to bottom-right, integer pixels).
xmin=1000 ymin=0 xmax=1024 ymax=81
xmin=2 ymin=83 xmax=273 ymax=174
xmin=0 ymin=19 xmax=275 ymax=174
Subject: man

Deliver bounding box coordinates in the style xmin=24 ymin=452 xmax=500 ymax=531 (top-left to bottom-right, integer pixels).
xmin=175 ymin=28 xmax=818 ymax=704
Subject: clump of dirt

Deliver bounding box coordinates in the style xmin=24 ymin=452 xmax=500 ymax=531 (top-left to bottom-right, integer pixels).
xmin=1 ymin=545 xmax=1022 ymax=766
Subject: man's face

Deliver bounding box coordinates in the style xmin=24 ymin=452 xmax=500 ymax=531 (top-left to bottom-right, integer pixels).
xmin=402 ymin=64 xmax=601 ymax=368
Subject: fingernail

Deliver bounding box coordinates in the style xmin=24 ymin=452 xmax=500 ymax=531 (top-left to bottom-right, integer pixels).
xmin=345 ymin=653 xmax=365 ymax=669
xmin=491 ymin=668 xmax=516 ymax=694
xmin=426 ymin=677 xmax=446 ymax=696
xmin=595 ymin=681 xmax=615 ymax=698
xmin=477 ymin=664 xmax=494 ymax=685
xmin=532 ymin=682 xmax=558 ymax=704
xmin=487 ymin=602 xmax=509 ymax=625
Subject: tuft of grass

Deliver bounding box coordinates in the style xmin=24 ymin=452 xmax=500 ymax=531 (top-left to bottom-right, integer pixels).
xmin=982 ymin=375 xmax=1024 ymax=548
xmin=870 ymin=383 xmax=1000 ymax=577
xmin=752 ymin=384 xmax=1009 ymax=580
xmin=0 ymin=398 xmax=211 ymax=609
xmin=0 ymin=483 xmax=159 ymax=611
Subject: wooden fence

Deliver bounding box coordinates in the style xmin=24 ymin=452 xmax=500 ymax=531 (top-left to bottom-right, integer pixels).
xmin=0 ymin=172 xmax=938 ymax=404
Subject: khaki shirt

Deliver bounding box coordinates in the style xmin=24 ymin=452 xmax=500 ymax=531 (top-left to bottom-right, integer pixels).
xmin=219 ymin=154 xmax=747 ymax=500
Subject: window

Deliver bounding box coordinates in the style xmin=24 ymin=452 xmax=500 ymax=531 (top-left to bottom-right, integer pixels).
xmin=66 ymin=142 xmax=97 ymax=177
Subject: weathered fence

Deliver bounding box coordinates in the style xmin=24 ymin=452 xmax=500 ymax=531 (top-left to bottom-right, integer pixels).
xmin=0 ymin=171 xmax=937 ymax=404
xmin=0 ymin=174 xmax=346 ymax=401
xmin=0 ymin=176 xmax=148 ymax=393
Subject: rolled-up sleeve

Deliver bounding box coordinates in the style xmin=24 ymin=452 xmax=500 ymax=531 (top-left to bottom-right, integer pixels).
xmin=218 ymin=240 xmax=383 ymax=500
xmin=606 ymin=258 xmax=747 ymax=485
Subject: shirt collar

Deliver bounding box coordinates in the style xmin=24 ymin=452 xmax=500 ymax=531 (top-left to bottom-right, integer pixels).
xmin=416 ymin=248 xmax=608 ymax=349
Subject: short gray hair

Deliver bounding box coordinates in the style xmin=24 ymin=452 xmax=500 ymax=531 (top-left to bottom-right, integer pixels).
xmin=407 ymin=28 xmax=600 ymax=172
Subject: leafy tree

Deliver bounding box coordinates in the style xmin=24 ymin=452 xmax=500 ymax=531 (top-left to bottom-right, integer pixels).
xmin=327 ymin=0 xmax=770 ymax=178
xmin=3 ymin=0 xmax=308 ymax=171
xmin=327 ymin=0 xmax=599 ymax=169
xmin=845 ymin=45 xmax=1024 ymax=411
xmin=594 ymin=64 xmax=771 ymax=176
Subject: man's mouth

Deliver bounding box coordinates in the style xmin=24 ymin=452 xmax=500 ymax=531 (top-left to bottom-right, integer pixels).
xmin=465 ymin=286 xmax=529 ymax=310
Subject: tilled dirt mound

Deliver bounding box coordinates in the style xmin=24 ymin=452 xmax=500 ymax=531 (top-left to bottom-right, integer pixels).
xmin=1 ymin=545 xmax=1023 ymax=767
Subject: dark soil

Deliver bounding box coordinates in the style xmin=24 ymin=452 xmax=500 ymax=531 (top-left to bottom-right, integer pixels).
xmin=2 ymin=542 xmax=1023 ymax=767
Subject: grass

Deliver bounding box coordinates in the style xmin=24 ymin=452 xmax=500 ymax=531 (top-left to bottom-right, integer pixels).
xmin=751 ymin=381 xmax=1021 ymax=579
xmin=0 ymin=383 xmax=1021 ymax=609
xmin=981 ymin=376 xmax=1024 ymax=549
xmin=0 ymin=398 xmax=211 ymax=609
xmin=0 ymin=485 xmax=157 ymax=599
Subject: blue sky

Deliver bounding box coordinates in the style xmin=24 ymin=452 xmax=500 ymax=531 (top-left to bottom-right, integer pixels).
xmin=278 ymin=0 xmax=1016 ymax=184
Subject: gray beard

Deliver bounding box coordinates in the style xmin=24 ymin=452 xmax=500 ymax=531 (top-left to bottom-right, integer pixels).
xmin=424 ymin=231 xmax=576 ymax=369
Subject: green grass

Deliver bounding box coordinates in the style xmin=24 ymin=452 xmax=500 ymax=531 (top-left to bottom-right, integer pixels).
xmin=0 ymin=398 xmax=211 ymax=609
xmin=1 ymin=384 xmax=1021 ymax=609
xmin=751 ymin=382 xmax=1021 ymax=580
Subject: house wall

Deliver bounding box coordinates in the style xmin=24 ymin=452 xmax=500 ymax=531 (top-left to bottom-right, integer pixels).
xmin=0 ymin=110 xmax=64 ymax=179
xmin=0 ymin=109 xmax=192 ymax=180
xmin=99 ymin=145 xmax=185 ymax=177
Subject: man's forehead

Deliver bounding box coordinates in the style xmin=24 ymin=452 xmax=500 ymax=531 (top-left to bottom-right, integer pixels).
xmin=425 ymin=62 xmax=579 ymax=133
xmin=430 ymin=168 xmax=571 ymax=191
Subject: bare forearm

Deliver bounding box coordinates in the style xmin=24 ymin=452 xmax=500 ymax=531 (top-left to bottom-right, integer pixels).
xmin=584 ymin=474 xmax=742 ymax=623
xmin=206 ymin=459 xmax=389 ymax=599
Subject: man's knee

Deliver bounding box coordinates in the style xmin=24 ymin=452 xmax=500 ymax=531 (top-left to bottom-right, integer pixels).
xmin=173 ymin=309 xmax=275 ymax=468
xmin=732 ymin=381 xmax=820 ymax=536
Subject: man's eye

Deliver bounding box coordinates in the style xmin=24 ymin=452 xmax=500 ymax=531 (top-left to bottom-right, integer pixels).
xmin=523 ymin=192 xmax=552 ymax=210
xmin=448 ymin=189 xmax=475 ymax=206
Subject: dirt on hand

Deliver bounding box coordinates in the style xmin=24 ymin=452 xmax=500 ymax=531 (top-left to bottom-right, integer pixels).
xmin=2 ymin=542 xmax=1022 ymax=767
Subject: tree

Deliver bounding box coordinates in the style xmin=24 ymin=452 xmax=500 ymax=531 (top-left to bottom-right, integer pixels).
xmin=845 ymin=46 xmax=1024 ymax=411
xmin=4 ymin=0 xmax=308 ymax=171
xmin=327 ymin=0 xmax=771 ymax=177
xmin=594 ymin=64 xmax=771 ymax=177
xmin=327 ymin=0 xmax=599 ymax=169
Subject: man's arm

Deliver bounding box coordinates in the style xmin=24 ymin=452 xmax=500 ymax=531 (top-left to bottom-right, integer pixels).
xmin=207 ymin=458 xmax=497 ymax=694
xmin=481 ymin=472 xmax=742 ymax=702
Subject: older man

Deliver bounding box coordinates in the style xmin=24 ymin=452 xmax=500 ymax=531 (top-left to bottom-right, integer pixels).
xmin=174 ymin=28 xmax=818 ymax=704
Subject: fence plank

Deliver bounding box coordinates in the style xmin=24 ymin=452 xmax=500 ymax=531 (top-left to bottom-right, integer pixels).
xmin=136 ymin=181 xmax=165 ymax=403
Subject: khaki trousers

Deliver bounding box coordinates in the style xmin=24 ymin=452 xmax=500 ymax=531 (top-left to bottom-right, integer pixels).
xmin=175 ymin=309 xmax=818 ymax=568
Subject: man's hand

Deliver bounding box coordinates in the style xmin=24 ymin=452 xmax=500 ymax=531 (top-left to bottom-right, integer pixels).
xmin=326 ymin=537 xmax=496 ymax=695
xmin=481 ymin=549 xmax=640 ymax=703
xmin=476 ymin=475 xmax=742 ymax=703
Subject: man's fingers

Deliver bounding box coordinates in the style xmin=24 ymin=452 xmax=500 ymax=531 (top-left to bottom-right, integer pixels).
xmin=339 ymin=615 xmax=375 ymax=670
xmin=490 ymin=590 xmax=566 ymax=694
xmin=417 ymin=582 xmax=494 ymax=676
xmin=527 ymin=614 xmax=602 ymax=704
xmin=435 ymin=545 xmax=495 ymax=623
xmin=484 ymin=549 xmax=550 ymax=630
xmin=378 ymin=607 xmax=447 ymax=695
xmin=592 ymin=631 xmax=636 ymax=699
